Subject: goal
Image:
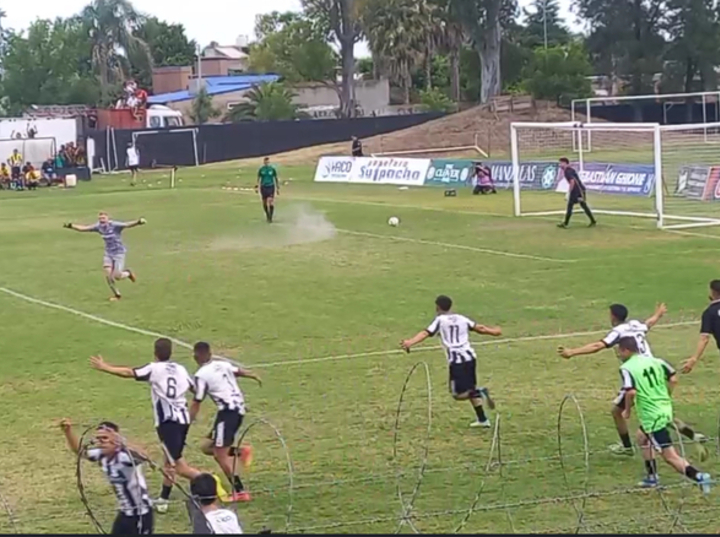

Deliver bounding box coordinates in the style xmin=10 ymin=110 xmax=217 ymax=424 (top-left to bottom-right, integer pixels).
xmin=571 ymin=91 xmax=720 ymax=151
xmin=132 ymin=128 xmax=199 ymax=169
xmin=511 ymin=121 xmax=720 ymax=230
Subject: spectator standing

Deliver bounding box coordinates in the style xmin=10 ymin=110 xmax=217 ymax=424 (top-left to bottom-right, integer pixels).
xmin=8 ymin=149 xmax=23 ymax=190
xmin=351 ymin=136 xmax=363 ymax=157
xmin=54 ymin=148 xmax=66 ymax=170
xmin=126 ymin=142 xmax=140 ymax=185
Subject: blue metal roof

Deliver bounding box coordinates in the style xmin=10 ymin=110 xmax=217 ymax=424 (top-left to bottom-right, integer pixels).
xmin=147 ymin=74 xmax=280 ymax=104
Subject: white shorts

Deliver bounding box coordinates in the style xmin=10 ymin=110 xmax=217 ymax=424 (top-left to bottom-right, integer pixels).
xmin=103 ymin=254 xmax=126 ymax=273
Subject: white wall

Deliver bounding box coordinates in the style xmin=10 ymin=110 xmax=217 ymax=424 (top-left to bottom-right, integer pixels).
xmin=0 ymin=118 xmax=77 ymax=147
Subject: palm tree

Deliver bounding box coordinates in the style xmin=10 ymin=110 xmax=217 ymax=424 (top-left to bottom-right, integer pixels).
xmin=431 ymin=0 xmax=465 ymax=101
xmin=224 ymin=82 xmax=302 ymax=122
xmin=81 ymin=0 xmax=151 ymax=103
xmin=362 ymin=0 xmax=428 ymax=104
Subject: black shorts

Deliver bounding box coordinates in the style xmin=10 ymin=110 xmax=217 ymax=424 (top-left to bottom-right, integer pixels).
xmin=208 ymin=410 xmax=244 ymax=448
xmin=449 ymin=360 xmax=477 ymax=396
xmin=156 ymin=421 xmax=189 ymax=461
xmin=260 ymin=185 xmax=275 ymax=200
xmin=568 ymin=190 xmax=586 ymax=204
xmin=641 ymin=425 xmax=673 ymax=450
xmin=129 ymin=165 xmax=139 ymax=173
xmin=112 ymin=511 xmax=153 ymax=535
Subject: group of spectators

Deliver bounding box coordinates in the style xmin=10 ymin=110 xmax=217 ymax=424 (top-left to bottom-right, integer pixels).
xmin=1 ymin=142 xmax=87 ymax=191
xmin=116 ymin=80 xmax=148 ymax=120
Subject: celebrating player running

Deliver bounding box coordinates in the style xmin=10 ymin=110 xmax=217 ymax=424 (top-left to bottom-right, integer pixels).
xmin=61 ymin=419 xmax=154 ymax=535
xmin=616 ymin=337 xmax=711 ymax=491
xmin=64 ymin=211 xmax=146 ymax=301
xmin=401 ymin=295 xmax=502 ymax=428
xmin=90 ymin=338 xmax=205 ymax=513
xmin=558 ymin=303 xmax=707 ymax=455
xmin=190 ymin=342 xmax=261 ymax=502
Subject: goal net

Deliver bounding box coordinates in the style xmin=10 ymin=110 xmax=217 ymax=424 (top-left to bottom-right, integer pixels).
xmin=132 ymin=129 xmax=198 ymax=169
xmin=511 ymin=121 xmax=720 ymax=230
xmin=0 ymin=137 xmax=56 ymax=168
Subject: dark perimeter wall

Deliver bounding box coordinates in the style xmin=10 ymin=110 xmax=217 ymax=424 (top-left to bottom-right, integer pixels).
xmin=90 ymin=113 xmax=444 ymax=170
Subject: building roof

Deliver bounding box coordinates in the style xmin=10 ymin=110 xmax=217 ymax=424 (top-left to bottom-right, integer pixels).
xmin=204 ymin=46 xmax=247 ymax=60
xmin=147 ymin=74 xmax=280 ymax=104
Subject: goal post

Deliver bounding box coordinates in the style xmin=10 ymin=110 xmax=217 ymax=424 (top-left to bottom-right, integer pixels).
xmin=131 ymin=128 xmax=199 ymax=169
xmin=511 ymin=121 xmax=720 ymax=230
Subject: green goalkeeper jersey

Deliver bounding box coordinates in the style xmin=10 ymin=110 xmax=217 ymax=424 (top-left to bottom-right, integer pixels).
xmin=620 ymin=353 xmax=675 ymax=433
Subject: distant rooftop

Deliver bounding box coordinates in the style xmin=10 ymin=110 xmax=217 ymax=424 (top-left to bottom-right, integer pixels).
xmin=147 ymin=74 xmax=280 ymax=104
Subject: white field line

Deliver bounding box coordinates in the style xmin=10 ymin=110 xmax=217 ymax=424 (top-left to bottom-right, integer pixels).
xmin=0 ymin=286 xmax=697 ymax=369
xmin=336 ymin=228 xmax=575 ymax=263
xmin=665 ymin=229 xmax=720 ymax=241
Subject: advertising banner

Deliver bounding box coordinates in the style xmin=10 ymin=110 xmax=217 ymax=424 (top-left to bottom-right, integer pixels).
xmin=555 ymin=162 xmax=655 ymax=196
xmin=488 ymin=161 xmax=559 ymax=191
xmin=425 ymin=159 xmax=475 ymax=186
xmin=675 ymin=165 xmax=720 ymax=201
xmin=314 ymin=156 xmax=430 ymax=186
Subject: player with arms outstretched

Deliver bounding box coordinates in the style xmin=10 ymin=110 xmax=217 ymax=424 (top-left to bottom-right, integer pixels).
xmin=60 ymin=419 xmax=154 ymax=534
xmin=90 ymin=338 xmax=205 ymax=513
xmin=190 ymin=342 xmax=261 ymax=502
xmin=401 ymin=295 xmax=502 ymax=428
xmin=257 ymin=157 xmax=279 ymax=223
xmin=616 ymin=337 xmax=711 ymax=491
xmin=64 ymin=211 xmax=145 ymax=301
xmin=558 ymin=303 xmax=707 ymax=456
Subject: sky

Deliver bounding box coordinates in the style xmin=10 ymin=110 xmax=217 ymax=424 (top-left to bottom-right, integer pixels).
xmin=7 ymin=0 xmax=577 ymax=57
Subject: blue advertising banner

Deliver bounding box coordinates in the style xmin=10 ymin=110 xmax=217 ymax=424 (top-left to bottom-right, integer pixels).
xmin=556 ymin=162 xmax=656 ymax=197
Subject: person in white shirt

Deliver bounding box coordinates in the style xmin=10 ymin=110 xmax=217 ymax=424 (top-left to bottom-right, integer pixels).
xmin=400 ymin=295 xmax=502 ymax=428
xmin=90 ymin=338 xmax=205 ymax=513
xmin=190 ymin=341 xmax=262 ymax=503
xmin=126 ymin=142 xmax=140 ymax=184
xmin=557 ymin=303 xmax=707 ymax=457
xmin=189 ymin=473 xmax=244 ymax=534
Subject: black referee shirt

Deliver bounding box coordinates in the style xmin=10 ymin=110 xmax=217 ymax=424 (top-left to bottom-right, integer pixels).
xmin=352 ymin=139 xmax=363 ymax=157
xmin=564 ymin=166 xmax=586 ymax=197
xmin=700 ymin=300 xmax=720 ymax=349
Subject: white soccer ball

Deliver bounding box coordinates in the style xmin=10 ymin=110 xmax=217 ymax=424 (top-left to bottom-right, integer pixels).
xmin=388 ymin=216 xmax=400 ymax=227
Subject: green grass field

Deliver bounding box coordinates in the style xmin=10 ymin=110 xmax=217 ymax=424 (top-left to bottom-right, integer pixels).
xmin=2 ymin=161 xmax=720 ymax=534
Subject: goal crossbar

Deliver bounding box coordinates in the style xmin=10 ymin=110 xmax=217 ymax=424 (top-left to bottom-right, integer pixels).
xmin=511 ymin=121 xmax=720 ymax=230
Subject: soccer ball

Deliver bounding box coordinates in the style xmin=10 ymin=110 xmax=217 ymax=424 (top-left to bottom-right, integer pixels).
xmin=388 ymin=216 xmax=400 ymax=227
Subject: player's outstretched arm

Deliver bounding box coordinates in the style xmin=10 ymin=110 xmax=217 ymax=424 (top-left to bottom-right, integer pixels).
xmin=63 ymin=223 xmax=94 ymax=232
xmin=473 ymin=324 xmax=502 ymax=337
xmin=119 ymin=218 xmax=147 ymax=229
xmin=557 ymin=340 xmax=606 ymax=359
xmin=60 ymin=418 xmax=81 ymax=455
xmin=401 ymin=331 xmax=430 ymax=352
xmin=236 ymin=368 xmax=262 ymax=387
xmin=645 ymin=303 xmax=668 ymax=329
xmin=682 ymin=334 xmax=710 ymax=373
xmin=89 ymin=355 xmax=135 ymax=378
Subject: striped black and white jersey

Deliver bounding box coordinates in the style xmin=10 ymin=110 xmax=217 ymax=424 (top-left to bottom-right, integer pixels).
xmin=194 ymin=360 xmax=246 ymax=414
xmin=205 ymin=508 xmax=243 ymax=534
xmin=133 ymin=361 xmax=194 ymax=426
xmin=601 ymin=320 xmax=653 ymax=358
xmin=87 ymin=448 xmax=151 ymax=517
xmin=426 ymin=313 xmax=478 ymax=365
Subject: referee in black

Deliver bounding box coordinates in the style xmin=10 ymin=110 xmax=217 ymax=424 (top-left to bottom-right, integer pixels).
xmin=557 ymin=157 xmax=597 ymax=228
xmin=351 ymin=136 xmax=363 ymax=157
xmin=682 ymin=280 xmax=720 ymax=373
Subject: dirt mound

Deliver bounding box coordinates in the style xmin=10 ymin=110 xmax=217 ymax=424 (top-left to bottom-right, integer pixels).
xmin=262 ymin=101 xmax=583 ymax=165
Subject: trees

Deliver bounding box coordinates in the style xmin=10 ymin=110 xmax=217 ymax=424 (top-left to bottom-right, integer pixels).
xmin=301 ymin=0 xmax=363 ymax=117
xmin=81 ymin=0 xmax=151 ymax=103
xmin=522 ymin=42 xmax=593 ymax=103
xmin=130 ymin=17 xmax=196 ymax=89
xmin=224 ymin=82 xmax=301 ymax=122
xmin=450 ymin=0 xmax=517 ymax=103
xmin=522 ymin=0 xmax=571 ymax=49
xmin=189 ymin=87 xmax=220 ymax=125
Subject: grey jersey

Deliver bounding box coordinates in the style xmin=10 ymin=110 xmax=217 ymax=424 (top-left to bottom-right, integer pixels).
xmin=90 ymin=221 xmax=128 ymax=255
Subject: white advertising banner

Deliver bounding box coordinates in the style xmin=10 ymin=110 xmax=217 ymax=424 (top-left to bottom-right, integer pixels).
xmin=314 ymin=156 xmax=430 ymax=186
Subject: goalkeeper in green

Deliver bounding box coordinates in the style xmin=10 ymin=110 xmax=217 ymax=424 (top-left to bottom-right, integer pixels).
xmin=617 ymin=336 xmax=711 ymax=492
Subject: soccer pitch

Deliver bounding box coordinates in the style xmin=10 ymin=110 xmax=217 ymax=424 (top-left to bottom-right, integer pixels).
xmin=2 ymin=162 xmax=720 ymax=534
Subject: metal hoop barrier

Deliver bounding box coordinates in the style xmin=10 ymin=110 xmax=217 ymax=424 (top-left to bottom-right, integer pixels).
xmin=232 ymin=417 xmax=294 ymax=532
xmin=391 ymin=361 xmax=433 ymax=534
xmin=556 ymin=394 xmax=591 ymax=534
xmin=0 ymin=480 xmax=19 ymax=534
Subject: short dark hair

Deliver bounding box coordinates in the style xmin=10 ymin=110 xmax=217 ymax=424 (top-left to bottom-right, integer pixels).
xmin=609 ymin=304 xmax=628 ymax=322
xmin=97 ymin=421 xmax=119 ymax=432
xmin=154 ymin=338 xmax=173 ymax=362
xmin=190 ymin=473 xmax=218 ymax=506
xmin=559 ymin=157 xmax=570 ymax=164
xmin=193 ymin=341 xmax=211 ymax=354
xmin=618 ymin=336 xmax=639 ymax=353
xmin=435 ymin=295 xmax=452 ymax=312
xmin=710 ymin=280 xmax=720 ymax=294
